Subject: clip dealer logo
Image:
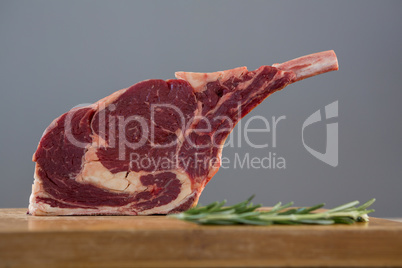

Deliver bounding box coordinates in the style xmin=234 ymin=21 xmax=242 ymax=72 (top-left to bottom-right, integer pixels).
xmin=65 ymin=100 xmax=339 ymax=170
xmin=302 ymin=101 xmax=338 ymax=167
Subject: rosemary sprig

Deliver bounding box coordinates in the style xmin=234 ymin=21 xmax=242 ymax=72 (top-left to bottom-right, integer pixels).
xmin=169 ymin=196 xmax=375 ymax=225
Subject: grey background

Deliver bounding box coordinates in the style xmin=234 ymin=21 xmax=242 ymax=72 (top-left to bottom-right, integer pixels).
xmin=1 ymin=1 xmax=401 ymax=217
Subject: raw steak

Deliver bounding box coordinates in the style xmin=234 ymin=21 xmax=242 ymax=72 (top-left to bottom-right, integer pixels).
xmin=29 ymin=50 xmax=338 ymax=215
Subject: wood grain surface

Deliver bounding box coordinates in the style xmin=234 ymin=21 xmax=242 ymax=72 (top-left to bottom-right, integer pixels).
xmin=1 ymin=208 xmax=402 ymax=268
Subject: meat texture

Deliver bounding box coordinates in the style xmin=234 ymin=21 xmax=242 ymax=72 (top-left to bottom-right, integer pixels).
xmin=29 ymin=50 xmax=338 ymax=215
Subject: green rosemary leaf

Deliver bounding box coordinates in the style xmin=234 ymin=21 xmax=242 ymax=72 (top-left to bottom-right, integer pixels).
xmin=356 ymin=198 xmax=376 ymax=211
xmin=326 ymin=200 xmax=360 ymax=213
xmin=278 ymin=208 xmax=298 ymax=215
xmin=332 ymin=217 xmax=355 ymax=224
xmin=300 ymin=203 xmax=325 ymax=214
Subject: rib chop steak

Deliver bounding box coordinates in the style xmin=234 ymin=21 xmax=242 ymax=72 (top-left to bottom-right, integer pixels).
xmin=29 ymin=51 xmax=338 ymax=215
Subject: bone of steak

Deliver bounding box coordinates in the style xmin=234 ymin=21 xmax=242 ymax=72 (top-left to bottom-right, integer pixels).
xmin=29 ymin=50 xmax=338 ymax=215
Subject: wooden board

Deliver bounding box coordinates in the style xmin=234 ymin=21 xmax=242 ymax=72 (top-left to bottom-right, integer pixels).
xmin=1 ymin=208 xmax=402 ymax=268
